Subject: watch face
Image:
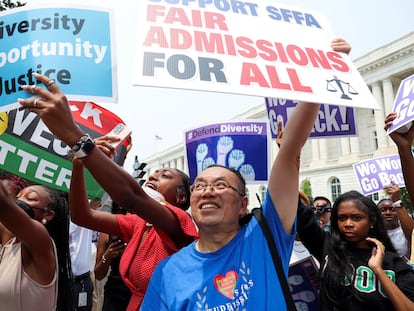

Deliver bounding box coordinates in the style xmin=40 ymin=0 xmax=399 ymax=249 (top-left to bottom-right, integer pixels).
xmin=71 ymin=137 xmax=95 ymax=159
xmin=83 ymin=139 xmax=95 ymax=153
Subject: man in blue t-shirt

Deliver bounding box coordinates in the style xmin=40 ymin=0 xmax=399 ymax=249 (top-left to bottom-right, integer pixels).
xmin=140 ymin=40 xmax=351 ymax=311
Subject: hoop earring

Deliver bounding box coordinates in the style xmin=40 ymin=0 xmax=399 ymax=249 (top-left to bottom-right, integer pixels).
xmin=41 ymin=218 xmax=47 ymax=225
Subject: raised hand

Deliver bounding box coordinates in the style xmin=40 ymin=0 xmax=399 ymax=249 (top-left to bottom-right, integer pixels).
xmin=228 ymin=149 xmax=245 ymax=170
xmin=94 ymin=135 xmax=119 ymax=158
xmin=366 ymin=237 xmax=385 ymax=272
xmin=196 ymin=143 xmax=208 ymax=174
xmin=202 ymin=157 xmax=215 ymax=170
xmin=216 ymin=136 xmax=233 ymax=165
xmin=384 ymin=112 xmax=414 ymax=149
xmin=331 ymin=38 xmax=352 ymax=55
xmin=18 ymin=73 xmax=84 ymax=147
xmin=239 ymin=164 xmax=255 ymax=181
xmin=383 ymin=180 xmax=401 ymax=202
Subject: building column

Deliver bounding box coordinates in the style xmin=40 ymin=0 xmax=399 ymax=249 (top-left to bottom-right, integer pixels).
xmin=382 ymin=79 xmax=395 ymax=115
xmin=340 ymin=137 xmax=350 ymax=155
xmin=319 ymin=139 xmax=328 ymax=161
xmin=177 ymin=156 xmax=184 ymax=171
xmin=371 ymin=82 xmax=388 ymax=150
xmin=350 ymin=136 xmax=360 ymax=154
xmin=311 ymin=140 xmax=320 ymax=161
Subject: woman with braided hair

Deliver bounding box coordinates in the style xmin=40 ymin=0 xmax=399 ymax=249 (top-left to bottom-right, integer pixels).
xmin=0 ymin=173 xmax=29 ymax=196
xmin=0 ymin=184 xmax=73 ymax=311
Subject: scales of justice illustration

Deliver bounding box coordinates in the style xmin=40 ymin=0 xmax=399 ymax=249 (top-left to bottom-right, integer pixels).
xmin=326 ymin=75 xmax=359 ymax=100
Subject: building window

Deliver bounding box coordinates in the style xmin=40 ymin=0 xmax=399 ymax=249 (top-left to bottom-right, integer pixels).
xmin=368 ymin=192 xmax=379 ymax=202
xmin=373 ymin=130 xmax=378 ymax=149
xmin=331 ymin=177 xmax=341 ymax=201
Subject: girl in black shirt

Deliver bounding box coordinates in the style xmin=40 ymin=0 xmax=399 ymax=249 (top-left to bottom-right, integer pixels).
xmin=298 ymin=191 xmax=414 ymax=310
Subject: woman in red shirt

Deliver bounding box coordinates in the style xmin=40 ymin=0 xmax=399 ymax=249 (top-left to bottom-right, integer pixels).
xmin=69 ymin=146 xmax=198 ymax=310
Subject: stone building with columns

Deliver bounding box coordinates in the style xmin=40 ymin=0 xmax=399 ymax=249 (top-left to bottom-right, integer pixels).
xmin=142 ymin=32 xmax=414 ymax=207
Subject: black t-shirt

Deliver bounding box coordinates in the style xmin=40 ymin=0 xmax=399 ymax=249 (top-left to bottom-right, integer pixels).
xmin=338 ymin=247 xmax=414 ymax=310
xmin=297 ymin=202 xmax=414 ymax=310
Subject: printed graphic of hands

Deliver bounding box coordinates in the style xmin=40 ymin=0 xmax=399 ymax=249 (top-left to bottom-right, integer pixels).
xmin=196 ymin=143 xmax=208 ymax=175
xmin=295 ymin=302 xmax=309 ymax=311
xmin=239 ymin=164 xmax=255 ymax=181
xmin=228 ymin=149 xmax=245 ymax=170
xmin=292 ymin=291 xmax=316 ymax=303
xmin=216 ymin=136 xmax=233 ymax=166
xmin=202 ymin=157 xmax=215 ymax=171
xmin=194 ymin=136 xmax=256 ymax=180
xmin=288 ymin=274 xmax=315 ymax=311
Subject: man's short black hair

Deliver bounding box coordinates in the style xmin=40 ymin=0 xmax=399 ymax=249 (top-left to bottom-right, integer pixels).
xmin=203 ymin=164 xmax=246 ymax=196
xmin=313 ymin=196 xmax=332 ymax=207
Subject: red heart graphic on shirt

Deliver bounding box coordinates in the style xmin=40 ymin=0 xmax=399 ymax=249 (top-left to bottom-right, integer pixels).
xmin=214 ymin=270 xmax=238 ymax=299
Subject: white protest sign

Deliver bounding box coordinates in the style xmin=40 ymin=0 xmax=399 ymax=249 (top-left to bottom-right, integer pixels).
xmin=386 ymin=74 xmax=414 ymax=134
xmin=133 ymin=0 xmax=379 ymax=109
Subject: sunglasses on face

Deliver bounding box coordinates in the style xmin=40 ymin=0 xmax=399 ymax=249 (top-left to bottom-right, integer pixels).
xmin=311 ymin=204 xmax=332 ymax=214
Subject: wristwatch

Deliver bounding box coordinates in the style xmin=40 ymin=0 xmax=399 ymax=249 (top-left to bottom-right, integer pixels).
xmin=392 ymin=200 xmax=402 ymax=208
xmin=68 ymin=134 xmax=95 ymax=159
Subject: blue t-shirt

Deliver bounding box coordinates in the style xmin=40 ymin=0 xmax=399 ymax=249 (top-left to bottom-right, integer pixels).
xmin=140 ymin=191 xmax=296 ymax=310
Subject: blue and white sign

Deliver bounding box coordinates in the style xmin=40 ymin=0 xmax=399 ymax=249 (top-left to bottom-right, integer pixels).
xmin=266 ymin=97 xmax=357 ymax=139
xmin=185 ymin=121 xmax=270 ymax=183
xmin=0 ymin=4 xmax=116 ymax=110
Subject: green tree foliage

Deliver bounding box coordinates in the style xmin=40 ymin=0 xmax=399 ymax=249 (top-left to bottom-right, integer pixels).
xmin=400 ymin=187 xmax=414 ymax=217
xmin=300 ymin=178 xmax=312 ymax=199
xmin=0 ymin=0 xmax=26 ymax=11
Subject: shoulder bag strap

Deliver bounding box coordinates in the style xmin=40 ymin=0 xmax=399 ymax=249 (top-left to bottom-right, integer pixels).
xmin=252 ymin=207 xmax=297 ymax=311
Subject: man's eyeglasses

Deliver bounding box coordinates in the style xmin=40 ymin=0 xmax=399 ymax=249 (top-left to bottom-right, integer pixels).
xmin=190 ymin=181 xmax=245 ymax=196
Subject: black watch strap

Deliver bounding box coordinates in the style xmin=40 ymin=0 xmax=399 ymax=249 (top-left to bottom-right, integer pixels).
xmin=68 ymin=134 xmax=95 ymax=159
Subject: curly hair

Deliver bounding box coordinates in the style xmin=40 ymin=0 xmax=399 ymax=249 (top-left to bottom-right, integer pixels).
xmin=321 ymin=190 xmax=396 ymax=308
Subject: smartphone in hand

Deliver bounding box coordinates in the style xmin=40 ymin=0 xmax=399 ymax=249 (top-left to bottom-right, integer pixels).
xmin=107 ymin=123 xmax=131 ymax=149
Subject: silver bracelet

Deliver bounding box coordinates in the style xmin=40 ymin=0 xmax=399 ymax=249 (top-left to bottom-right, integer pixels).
xmin=392 ymin=200 xmax=402 ymax=208
xmin=67 ymin=134 xmax=95 ymax=159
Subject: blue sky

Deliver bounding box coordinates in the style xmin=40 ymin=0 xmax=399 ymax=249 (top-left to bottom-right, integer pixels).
xmin=30 ymin=0 xmax=414 ymax=171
